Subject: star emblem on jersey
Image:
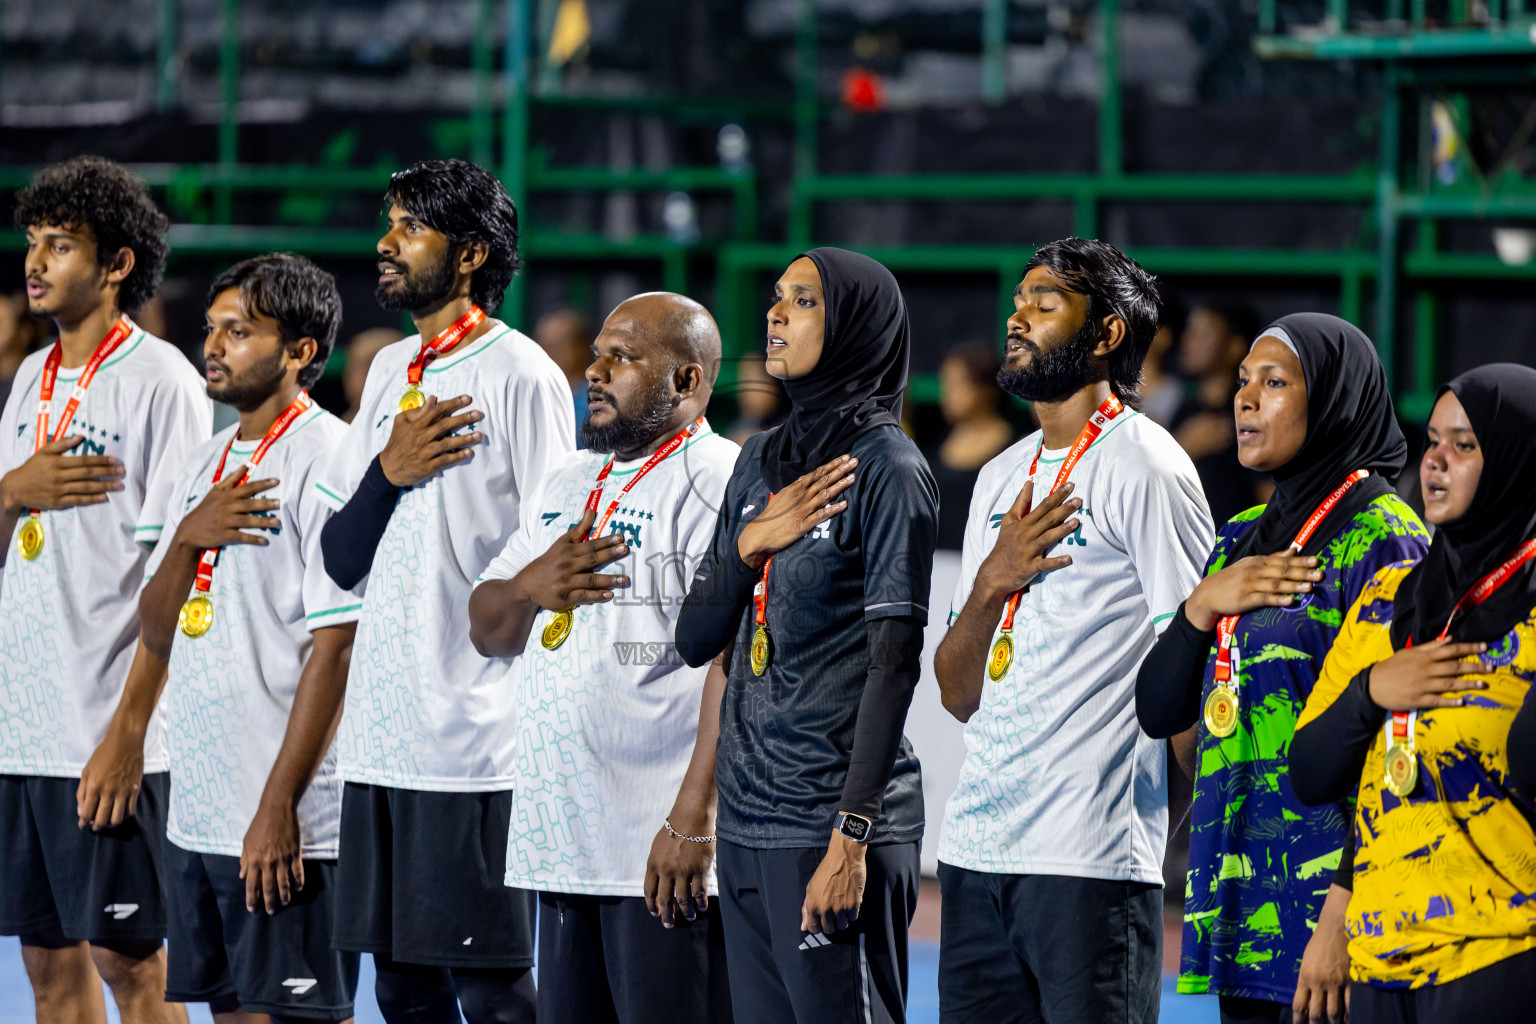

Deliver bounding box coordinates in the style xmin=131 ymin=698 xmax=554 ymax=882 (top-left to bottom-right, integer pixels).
xmin=103 ymin=903 xmax=139 ymax=920
xmin=281 ymin=978 xmax=318 ymax=995
xmin=798 ymin=933 xmax=833 ymax=951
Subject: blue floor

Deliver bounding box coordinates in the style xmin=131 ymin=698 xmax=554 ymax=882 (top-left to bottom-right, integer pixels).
xmin=2 ymin=936 xmax=1218 ymax=1023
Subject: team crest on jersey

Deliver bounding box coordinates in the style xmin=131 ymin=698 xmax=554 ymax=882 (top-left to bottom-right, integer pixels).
xmin=1485 ymin=629 xmax=1520 ymax=669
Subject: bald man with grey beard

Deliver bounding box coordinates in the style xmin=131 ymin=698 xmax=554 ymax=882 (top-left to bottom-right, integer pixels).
xmin=470 ymin=293 xmax=740 ymax=1023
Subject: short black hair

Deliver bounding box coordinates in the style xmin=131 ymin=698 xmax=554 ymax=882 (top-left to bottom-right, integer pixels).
xmin=384 ymin=159 xmax=521 ymax=313
xmin=1023 ymin=237 xmax=1160 ymax=408
xmin=207 ymin=253 xmax=341 ymax=390
xmin=14 ymin=156 xmax=170 ymax=315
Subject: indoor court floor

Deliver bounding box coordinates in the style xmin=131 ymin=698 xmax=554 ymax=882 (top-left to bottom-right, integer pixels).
xmin=0 ymin=935 xmax=1220 ymax=1023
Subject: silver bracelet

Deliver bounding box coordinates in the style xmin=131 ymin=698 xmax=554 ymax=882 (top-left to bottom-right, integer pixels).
xmin=664 ymin=818 xmax=716 ymax=844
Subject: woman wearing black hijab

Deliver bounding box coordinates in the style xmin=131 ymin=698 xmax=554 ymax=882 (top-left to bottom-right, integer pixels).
xmin=1135 ymin=313 xmax=1430 ymax=1024
xmin=1290 ymin=364 xmax=1536 ymax=1022
xmin=667 ymin=249 xmax=938 ymax=1023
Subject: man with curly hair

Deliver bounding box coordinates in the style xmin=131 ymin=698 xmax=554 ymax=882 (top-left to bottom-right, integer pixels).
xmin=0 ymin=156 xmax=212 ymax=1023
xmin=313 ymin=160 xmax=572 ymax=1024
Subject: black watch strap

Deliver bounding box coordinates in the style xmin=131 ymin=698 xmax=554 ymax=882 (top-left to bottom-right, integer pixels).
xmin=838 ymin=812 xmax=873 ymax=844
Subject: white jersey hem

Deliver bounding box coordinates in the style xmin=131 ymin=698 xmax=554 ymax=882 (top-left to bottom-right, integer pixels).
xmin=168 ymin=826 xmax=339 ymax=862
xmin=339 ymin=767 xmax=516 ymax=793
xmin=0 ymin=757 xmax=170 ymax=779
xmin=935 ymin=850 xmax=1165 ymax=887
xmin=503 ymin=872 xmax=718 ymax=898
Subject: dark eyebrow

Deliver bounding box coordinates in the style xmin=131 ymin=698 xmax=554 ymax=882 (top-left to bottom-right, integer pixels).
xmin=1015 ymin=283 xmax=1070 ymax=299
xmin=789 ymin=283 xmax=817 ymax=295
xmin=1240 ymin=362 xmax=1289 ymax=373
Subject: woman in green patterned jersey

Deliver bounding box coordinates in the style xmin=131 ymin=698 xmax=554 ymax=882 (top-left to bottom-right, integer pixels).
xmin=1136 ymin=313 xmax=1429 ymax=1024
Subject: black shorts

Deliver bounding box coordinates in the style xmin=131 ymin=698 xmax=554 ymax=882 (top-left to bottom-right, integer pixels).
xmin=716 ymin=840 xmax=919 ymax=1024
xmin=164 ymin=843 xmax=359 ymax=1020
xmin=936 ymin=863 xmax=1162 ymax=1024
xmin=333 ymin=782 xmax=536 ymax=969
xmin=1351 ymin=947 xmax=1536 ymax=1024
xmin=0 ymin=772 xmax=169 ymax=943
xmin=538 ymin=892 xmax=733 ymax=1024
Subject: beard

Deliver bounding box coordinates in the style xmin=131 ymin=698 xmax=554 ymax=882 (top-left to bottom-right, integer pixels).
xmin=580 ymin=375 xmax=676 ymax=456
xmin=996 ymin=317 xmax=1099 ymax=403
xmin=207 ymin=347 xmax=289 ymax=411
xmin=376 ymin=248 xmax=456 ymax=313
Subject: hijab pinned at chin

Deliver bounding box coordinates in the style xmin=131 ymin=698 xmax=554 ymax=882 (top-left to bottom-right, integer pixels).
xmin=758 ymin=247 xmax=911 ymax=493
xmin=1391 ymin=364 xmax=1536 ymax=648
xmin=1223 ymin=312 xmax=1406 ymax=563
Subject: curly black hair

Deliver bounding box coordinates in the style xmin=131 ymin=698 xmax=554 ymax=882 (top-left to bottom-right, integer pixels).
xmin=384 ymin=159 xmax=521 ymax=313
xmin=14 ymin=156 xmax=170 ymax=315
xmin=208 ymin=253 xmax=342 ymax=390
xmin=1023 ymin=237 xmax=1161 ymax=408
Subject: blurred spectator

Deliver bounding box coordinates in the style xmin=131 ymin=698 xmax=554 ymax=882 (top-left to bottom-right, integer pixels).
xmin=0 ymin=292 xmax=46 ymax=412
xmin=725 ymin=351 xmax=787 ymax=445
xmin=534 ymin=308 xmax=594 ymax=441
xmin=342 ymin=327 xmax=404 ymax=422
xmin=135 ymin=294 xmax=169 ymax=343
xmin=1172 ymin=303 xmax=1268 ymax=526
xmin=925 ymin=344 xmax=1015 ymax=550
xmin=1140 ymin=299 xmax=1187 ymax=427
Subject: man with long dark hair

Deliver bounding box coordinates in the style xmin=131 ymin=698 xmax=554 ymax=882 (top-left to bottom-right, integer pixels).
xmin=0 ymin=156 xmax=211 ymax=1024
xmin=934 ymin=238 xmax=1214 ymax=1023
xmin=314 ymin=160 xmax=572 ymax=1024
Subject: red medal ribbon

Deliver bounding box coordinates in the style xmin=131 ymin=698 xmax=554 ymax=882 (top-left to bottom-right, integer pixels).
xmin=1212 ymin=469 xmax=1370 ymax=683
xmin=27 ymin=316 xmax=134 ymax=516
xmin=577 ymin=416 xmax=706 ymax=543
xmin=190 ymin=392 xmax=314 ymax=596
xmin=753 ymin=493 xmax=776 ymax=631
xmin=406 ymin=304 xmax=486 ymax=387
xmin=996 ymin=393 xmax=1124 ymax=635
xmin=1393 ymin=536 xmax=1536 ymax=739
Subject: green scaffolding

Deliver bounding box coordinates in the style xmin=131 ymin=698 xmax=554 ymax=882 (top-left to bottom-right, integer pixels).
xmin=1 ymin=0 xmax=1533 ymax=413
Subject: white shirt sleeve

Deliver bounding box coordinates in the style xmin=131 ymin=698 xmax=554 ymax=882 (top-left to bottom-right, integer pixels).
xmin=312 ymin=361 xmax=393 ymax=512
xmin=947 ymin=470 xmax=998 ymax=626
xmin=135 ymin=371 xmax=214 ymax=547
xmin=298 ymin=454 xmax=365 ymax=630
xmin=142 ymin=464 xmax=194 ymax=582
xmin=477 ymin=471 xmax=547 ymax=585
xmin=0 ymin=373 xmax=25 ymax=481
xmin=502 ymin=364 xmax=576 ymax=515
xmin=1109 ymin=440 xmax=1215 ymax=635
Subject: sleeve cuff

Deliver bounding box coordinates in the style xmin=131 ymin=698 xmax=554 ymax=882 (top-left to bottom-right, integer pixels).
xmin=306 ymin=602 xmax=364 ymax=630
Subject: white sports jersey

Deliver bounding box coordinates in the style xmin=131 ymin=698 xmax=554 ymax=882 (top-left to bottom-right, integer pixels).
xmin=312 ymin=320 xmax=573 ymax=791
xmin=478 ymin=424 xmax=739 ymax=896
xmin=0 ymin=326 xmax=212 ymax=777
xmin=939 ymin=410 xmax=1212 ymax=884
xmin=148 ymin=406 xmax=361 ymax=858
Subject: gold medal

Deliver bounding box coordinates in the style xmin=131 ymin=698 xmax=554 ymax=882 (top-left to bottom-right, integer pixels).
xmin=399 ymin=385 xmax=425 ymax=412
xmin=541 ymin=608 xmax=574 ymax=650
xmin=16 ymin=514 xmax=44 ymax=561
xmin=179 ymin=595 xmax=214 ymax=638
xmin=987 ymin=634 xmax=1014 ymax=681
xmin=750 ymin=625 xmax=772 ymax=676
xmin=1383 ymin=743 xmax=1418 ymax=797
xmin=1204 ymin=684 xmax=1239 ymax=738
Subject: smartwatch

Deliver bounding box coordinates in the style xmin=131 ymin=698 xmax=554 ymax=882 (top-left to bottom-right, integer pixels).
xmin=837 ymin=812 xmax=873 ymax=844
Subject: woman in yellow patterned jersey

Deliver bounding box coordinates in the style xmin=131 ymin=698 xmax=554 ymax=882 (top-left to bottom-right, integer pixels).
xmin=1289 ymin=363 xmax=1536 ymax=1023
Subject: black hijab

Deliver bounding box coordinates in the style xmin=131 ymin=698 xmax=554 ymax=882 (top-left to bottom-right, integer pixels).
xmin=1225 ymin=313 xmax=1407 ymax=563
xmin=1391 ymin=364 xmax=1536 ymax=648
xmin=758 ymin=248 xmax=910 ymax=492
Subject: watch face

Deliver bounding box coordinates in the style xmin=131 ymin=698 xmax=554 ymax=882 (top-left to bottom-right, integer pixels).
xmin=840 ymin=814 xmax=871 ymax=842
